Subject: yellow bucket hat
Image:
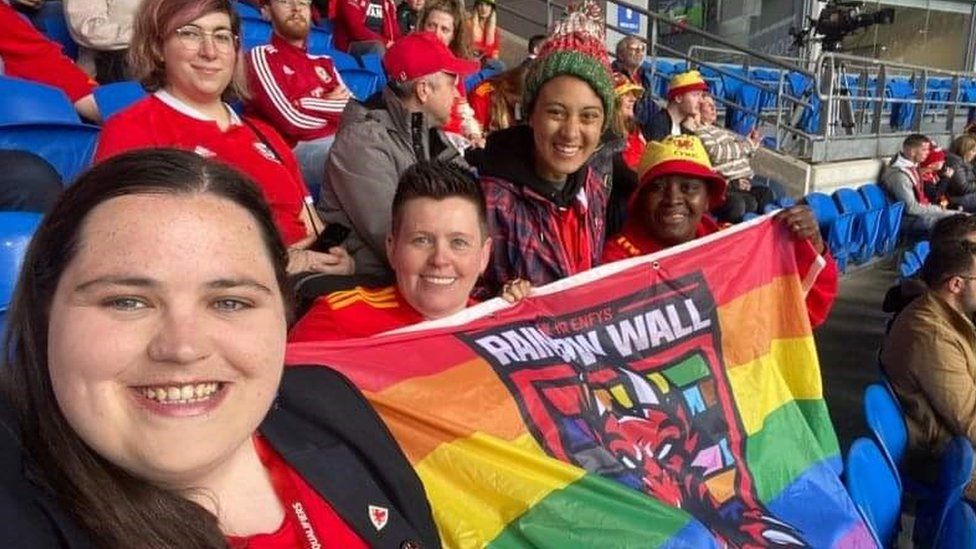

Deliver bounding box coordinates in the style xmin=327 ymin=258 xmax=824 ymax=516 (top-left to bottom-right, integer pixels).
xmin=636 ymin=135 xmax=727 ymax=208
xmin=667 ymin=70 xmax=709 ymax=100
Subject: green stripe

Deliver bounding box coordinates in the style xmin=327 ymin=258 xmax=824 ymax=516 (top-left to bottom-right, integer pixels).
xmin=745 ymin=399 xmax=840 ymax=503
xmin=662 ymin=354 xmax=710 ymax=387
xmin=489 ymin=471 xmax=692 ymax=548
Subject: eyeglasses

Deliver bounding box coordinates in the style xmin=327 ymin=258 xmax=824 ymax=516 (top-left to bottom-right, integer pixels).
xmin=271 ymin=0 xmax=313 ymax=8
xmin=173 ymin=26 xmax=238 ymax=54
xmin=624 ymin=45 xmax=647 ymax=52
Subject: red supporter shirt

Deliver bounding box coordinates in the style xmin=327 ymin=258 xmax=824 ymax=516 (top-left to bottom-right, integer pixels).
xmin=0 ymin=2 xmax=96 ymax=102
xmin=227 ymin=435 xmax=368 ymax=549
xmin=246 ymin=34 xmax=350 ymax=146
xmin=331 ymin=0 xmax=400 ymax=52
xmin=468 ymin=80 xmax=494 ymax=130
xmin=289 ymin=285 xmax=423 ymax=342
xmin=94 ymin=92 xmax=310 ymax=245
xmin=602 ymin=216 xmax=839 ymax=328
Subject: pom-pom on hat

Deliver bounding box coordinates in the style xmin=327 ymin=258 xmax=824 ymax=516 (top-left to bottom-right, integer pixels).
xmin=636 ymin=135 xmax=727 ymax=209
xmin=667 ymin=70 xmax=709 ymax=101
xmin=523 ymin=0 xmax=615 ymax=129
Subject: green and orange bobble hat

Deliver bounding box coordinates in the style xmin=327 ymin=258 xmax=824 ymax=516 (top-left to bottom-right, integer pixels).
xmin=522 ymin=0 xmax=616 ymax=130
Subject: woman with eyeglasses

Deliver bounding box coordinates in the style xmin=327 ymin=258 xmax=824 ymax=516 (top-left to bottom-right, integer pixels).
xmin=95 ymin=0 xmax=354 ymax=277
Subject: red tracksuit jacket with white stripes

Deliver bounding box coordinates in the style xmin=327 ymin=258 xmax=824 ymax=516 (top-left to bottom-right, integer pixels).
xmin=245 ymin=34 xmax=350 ymax=146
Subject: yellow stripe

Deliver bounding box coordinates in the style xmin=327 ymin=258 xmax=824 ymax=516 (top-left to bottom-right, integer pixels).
xmin=727 ymin=337 xmax=822 ymax=436
xmin=326 ymin=286 xmax=395 ymax=305
xmin=328 ymin=291 xmax=398 ymax=310
xmin=414 ymin=431 xmax=584 ymax=548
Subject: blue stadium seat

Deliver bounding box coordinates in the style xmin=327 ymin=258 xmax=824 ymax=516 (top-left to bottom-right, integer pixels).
xmin=934 ymin=501 xmax=976 ymax=549
xmin=776 ymin=196 xmax=797 ymax=209
xmin=33 ymin=0 xmax=79 ymax=60
xmin=805 ymin=192 xmax=854 ymax=272
xmin=92 ymin=81 xmax=147 ymax=121
xmin=326 ymin=49 xmax=360 ymax=72
xmin=762 ymin=203 xmax=781 ymax=214
xmin=914 ymin=240 xmax=931 ymax=263
xmin=887 ymin=78 xmax=916 ymax=131
xmin=233 ymin=1 xmax=262 ymax=18
xmin=787 ymin=72 xmax=821 ymax=134
xmin=0 ymin=76 xmax=81 ymax=124
xmin=742 ymin=212 xmax=759 ymax=222
xmin=240 ymin=16 xmax=272 ymax=51
xmin=306 ymin=27 xmax=336 ymax=55
xmin=834 ymin=187 xmax=883 ymax=262
xmin=465 ymin=68 xmax=501 ymax=94
xmin=915 ymin=437 xmax=975 ymax=548
xmin=357 ymin=53 xmax=387 ymax=89
xmin=0 ymin=212 xmax=43 ymax=313
xmin=844 ymin=437 xmax=902 ymax=548
xmin=863 ymin=383 xmax=909 ymax=483
xmin=340 ymin=69 xmax=380 ymax=101
xmin=899 ymin=250 xmax=922 ymax=279
xmin=0 ymin=123 xmax=99 ymax=184
xmin=859 ymin=183 xmax=905 ymax=255
xmin=727 ymin=83 xmax=763 ymax=135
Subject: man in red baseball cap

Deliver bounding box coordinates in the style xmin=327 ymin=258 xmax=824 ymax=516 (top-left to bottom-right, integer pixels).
xmin=320 ymin=32 xmax=479 ymax=278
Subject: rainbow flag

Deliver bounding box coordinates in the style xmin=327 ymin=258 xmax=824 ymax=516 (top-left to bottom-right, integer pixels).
xmin=287 ymin=218 xmax=874 ymax=548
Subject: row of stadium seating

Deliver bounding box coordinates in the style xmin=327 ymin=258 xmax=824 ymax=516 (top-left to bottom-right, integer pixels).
xmin=650 ymin=57 xmax=976 ymax=135
xmin=847 ymin=381 xmax=976 ymax=547
xmin=899 ymin=240 xmax=931 ymax=280
xmin=746 ymin=185 xmax=905 ymax=273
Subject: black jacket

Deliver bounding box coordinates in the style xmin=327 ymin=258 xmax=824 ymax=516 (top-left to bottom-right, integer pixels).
xmin=0 ymin=366 xmax=439 ymax=548
xmin=945 ymin=152 xmax=976 ymax=197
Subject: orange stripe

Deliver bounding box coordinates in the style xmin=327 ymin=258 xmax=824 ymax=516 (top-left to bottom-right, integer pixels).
xmin=717 ymin=275 xmax=811 ymax=368
xmin=367 ymin=358 xmax=526 ymax=464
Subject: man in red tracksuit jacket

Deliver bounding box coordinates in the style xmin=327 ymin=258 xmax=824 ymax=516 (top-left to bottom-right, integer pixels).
xmin=331 ymin=0 xmax=399 ymax=55
xmin=246 ymin=0 xmax=353 ymax=196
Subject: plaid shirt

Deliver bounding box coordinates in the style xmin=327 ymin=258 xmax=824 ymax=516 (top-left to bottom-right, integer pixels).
xmin=479 ymin=167 xmax=607 ymax=295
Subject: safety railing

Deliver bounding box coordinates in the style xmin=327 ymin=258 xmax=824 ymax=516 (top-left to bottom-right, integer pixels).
xmin=501 ymin=0 xmax=976 ymax=163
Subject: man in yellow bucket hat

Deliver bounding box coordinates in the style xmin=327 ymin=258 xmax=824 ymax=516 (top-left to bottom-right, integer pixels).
xmin=645 ymin=70 xmax=710 ymax=141
xmin=602 ymin=134 xmax=839 ymax=328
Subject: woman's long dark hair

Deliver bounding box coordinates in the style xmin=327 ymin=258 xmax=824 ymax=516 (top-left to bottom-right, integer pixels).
xmin=0 ymin=149 xmax=291 ymax=548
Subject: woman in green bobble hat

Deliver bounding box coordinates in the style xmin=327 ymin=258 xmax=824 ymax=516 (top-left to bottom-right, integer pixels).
xmin=475 ymin=0 xmax=615 ymax=296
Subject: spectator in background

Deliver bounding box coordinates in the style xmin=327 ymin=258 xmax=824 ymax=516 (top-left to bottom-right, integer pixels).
xmin=644 ymin=70 xmax=708 ymax=141
xmin=883 ymin=214 xmax=976 ymax=326
xmin=946 ymin=134 xmax=976 ymax=211
xmin=610 ymin=35 xmax=645 ymax=84
xmin=603 ymin=135 xmax=837 ymax=327
xmin=97 ymin=0 xmax=353 ymax=277
xmin=467 ymin=62 xmax=527 ymax=135
xmin=319 ymin=32 xmax=478 ymax=277
xmin=683 ymin=94 xmax=772 ymax=223
xmin=881 ymin=134 xmax=962 ymax=238
xmin=64 ymin=0 xmax=142 ymax=83
xmin=882 ymin=239 xmax=976 ymax=499
xmin=291 ymin=160 xmax=530 ymax=341
xmin=467 ymin=0 xmax=502 ymax=70
xmin=246 ymin=0 xmax=352 ymax=198
xmin=396 ymin=0 xmax=423 ymax=34
xmin=919 ymin=145 xmax=953 ymax=207
xmin=0 ymin=1 xmax=100 ymax=122
xmin=518 ymin=33 xmax=545 ymax=69
xmin=476 ymin=1 xmax=613 ymax=294
xmin=603 ymin=72 xmax=644 ymax=237
xmin=419 ymin=0 xmax=482 ymax=148
xmin=331 ymin=0 xmax=399 ymax=56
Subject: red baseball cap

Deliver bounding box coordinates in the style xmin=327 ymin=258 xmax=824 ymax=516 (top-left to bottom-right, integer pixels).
xmin=383 ymin=32 xmax=480 ymax=83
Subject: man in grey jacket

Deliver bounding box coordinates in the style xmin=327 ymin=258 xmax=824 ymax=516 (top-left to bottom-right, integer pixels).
xmin=882 ymin=134 xmax=962 ymax=238
xmin=320 ymin=32 xmax=478 ymax=277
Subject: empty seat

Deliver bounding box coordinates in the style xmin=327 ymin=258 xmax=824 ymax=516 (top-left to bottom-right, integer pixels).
xmin=844 ymin=437 xmax=902 ymax=548
xmin=0 ymin=123 xmax=100 ymax=184
xmin=859 ymin=183 xmax=905 ymax=255
xmin=0 ymin=212 xmax=43 ymax=313
xmin=339 ymin=69 xmax=380 ymax=101
xmin=915 ymin=437 xmax=975 ymax=548
xmin=92 ymin=81 xmax=148 ymax=121
xmin=834 ymin=187 xmax=883 ymax=262
xmin=0 ymin=76 xmax=81 ymax=124
xmin=804 ymin=192 xmax=855 ymax=272
xmin=240 ymin=16 xmax=272 ymax=51
xmin=934 ymin=501 xmax=976 ymax=549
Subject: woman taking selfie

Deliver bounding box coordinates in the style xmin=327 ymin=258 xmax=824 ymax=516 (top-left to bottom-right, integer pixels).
xmin=0 ymin=149 xmax=438 ymax=548
xmin=95 ymin=0 xmax=352 ymax=277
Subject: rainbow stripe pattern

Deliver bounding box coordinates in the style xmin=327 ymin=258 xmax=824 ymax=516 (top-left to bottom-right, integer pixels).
xmin=287 ymin=218 xmax=873 ymax=548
